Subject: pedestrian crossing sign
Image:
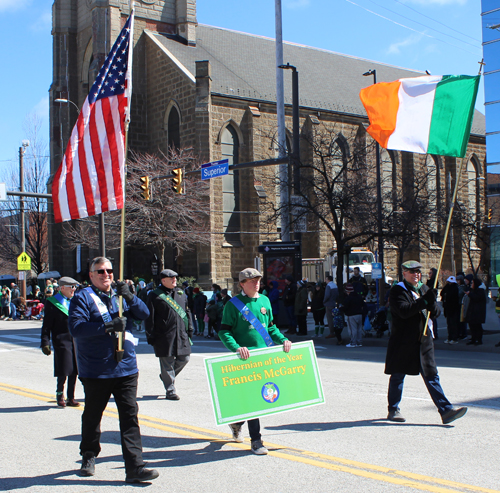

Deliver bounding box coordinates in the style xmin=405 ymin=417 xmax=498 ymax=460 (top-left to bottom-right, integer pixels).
xmin=17 ymin=252 xmax=31 ymax=271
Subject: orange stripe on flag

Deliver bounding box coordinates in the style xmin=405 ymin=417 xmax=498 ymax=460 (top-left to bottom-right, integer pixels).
xmin=359 ymin=81 xmax=401 ymax=148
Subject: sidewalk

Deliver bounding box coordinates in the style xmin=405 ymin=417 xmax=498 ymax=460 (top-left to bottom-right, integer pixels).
xmin=288 ymin=299 xmax=500 ymax=353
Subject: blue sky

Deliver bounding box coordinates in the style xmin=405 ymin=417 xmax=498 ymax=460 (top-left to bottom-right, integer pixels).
xmin=0 ymin=0 xmax=485 ymax=172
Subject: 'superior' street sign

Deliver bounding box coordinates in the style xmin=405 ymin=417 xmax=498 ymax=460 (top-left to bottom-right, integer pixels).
xmin=201 ymin=159 xmax=229 ymax=180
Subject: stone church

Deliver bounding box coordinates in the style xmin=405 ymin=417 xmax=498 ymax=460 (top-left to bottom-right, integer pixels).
xmin=49 ymin=0 xmax=486 ymax=287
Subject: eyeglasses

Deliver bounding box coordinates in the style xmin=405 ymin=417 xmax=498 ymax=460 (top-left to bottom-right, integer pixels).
xmin=93 ymin=268 xmax=113 ymax=275
xmin=70 ymin=286 xmax=77 ymax=289
xmin=405 ymin=269 xmax=421 ymax=274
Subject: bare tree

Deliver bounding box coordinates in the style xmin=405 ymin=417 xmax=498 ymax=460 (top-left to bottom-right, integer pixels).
xmin=264 ymin=124 xmax=379 ymax=289
xmin=0 ymin=114 xmax=49 ymax=275
xmin=63 ymin=149 xmax=211 ymax=271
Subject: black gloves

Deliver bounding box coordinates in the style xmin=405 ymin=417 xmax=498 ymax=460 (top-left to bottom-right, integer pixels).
xmin=105 ymin=316 xmax=127 ymax=333
xmin=422 ymin=288 xmax=436 ymax=305
xmin=116 ymin=281 xmax=134 ymax=303
xmin=41 ymin=345 xmax=51 ymax=356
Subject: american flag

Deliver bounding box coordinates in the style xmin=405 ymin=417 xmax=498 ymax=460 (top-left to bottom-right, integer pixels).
xmin=52 ymin=11 xmax=134 ymax=223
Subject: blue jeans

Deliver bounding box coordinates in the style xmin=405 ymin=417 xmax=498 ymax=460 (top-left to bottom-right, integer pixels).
xmin=388 ymin=369 xmax=453 ymax=415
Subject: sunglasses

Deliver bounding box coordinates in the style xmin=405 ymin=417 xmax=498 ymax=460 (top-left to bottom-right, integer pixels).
xmin=93 ymin=268 xmax=113 ymax=275
xmin=405 ymin=269 xmax=421 ymax=274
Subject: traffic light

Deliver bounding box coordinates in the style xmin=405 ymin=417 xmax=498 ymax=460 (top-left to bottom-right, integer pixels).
xmin=140 ymin=176 xmax=151 ymax=200
xmin=488 ymin=207 xmax=492 ymax=220
xmin=172 ymin=168 xmax=184 ymax=194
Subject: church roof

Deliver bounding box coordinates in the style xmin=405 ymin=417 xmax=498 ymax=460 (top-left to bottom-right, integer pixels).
xmin=150 ymin=24 xmax=485 ymax=136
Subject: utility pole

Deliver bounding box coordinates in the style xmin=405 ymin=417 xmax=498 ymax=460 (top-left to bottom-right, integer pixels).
xmin=19 ymin=141 xmax=29 ymax=299
xmin=275 ymin=0 xmax=290 ymax=241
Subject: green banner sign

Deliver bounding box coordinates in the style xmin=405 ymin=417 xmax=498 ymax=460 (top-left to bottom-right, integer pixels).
xmin=204 ymin=340 xmax=324 ymax=426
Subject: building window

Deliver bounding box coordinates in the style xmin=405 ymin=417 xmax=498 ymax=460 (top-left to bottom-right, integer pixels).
xmin=167 ymin=104 xmax=180 ymax=151
xmin=330 ymin=137 xmax=348 ymax=183
xmin=467 ymin=157 xmax=479 ymax=221
xmin=426 ymin=155 xmax=440 ymax=235
xmin=221 ymin=125 xmax=240 ymax=244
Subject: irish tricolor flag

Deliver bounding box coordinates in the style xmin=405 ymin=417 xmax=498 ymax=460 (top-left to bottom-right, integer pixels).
xmin=359 ymin=75 xmax=480 ymax=158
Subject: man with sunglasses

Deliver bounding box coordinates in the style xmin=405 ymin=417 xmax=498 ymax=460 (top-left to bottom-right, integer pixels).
xmin=69 ymin=257 xmax=158 ymax=483
xmin=385 ymin=260 xmax=467 ymax=425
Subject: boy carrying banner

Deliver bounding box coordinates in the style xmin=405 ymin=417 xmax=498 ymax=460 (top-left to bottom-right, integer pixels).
xmin=219 ymin=268 xmax=292 ymax=455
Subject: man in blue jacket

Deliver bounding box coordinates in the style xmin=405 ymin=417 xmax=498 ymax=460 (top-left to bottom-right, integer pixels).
xmin=69 ymin=257 xmax=158 ymax=483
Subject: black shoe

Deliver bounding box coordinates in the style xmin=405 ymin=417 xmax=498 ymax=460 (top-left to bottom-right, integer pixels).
xmin=387 ymin=410 xmax=406 ymax=422
xmin=441 ymin=406 xmax=467 ymax=425
xmin=80 ymin=452 xmax=95 ymax=477
xmin=125 ymin=466 xmax=159 ymax=483
xmin=166 ymin=393 xmax=180 ymax=400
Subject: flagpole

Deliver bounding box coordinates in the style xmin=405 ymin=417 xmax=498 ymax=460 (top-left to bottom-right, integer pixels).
xmin=423 ymin=156 xmax=465 ymax=336
xmin=116 ymin=4 xmax=135 ymax=362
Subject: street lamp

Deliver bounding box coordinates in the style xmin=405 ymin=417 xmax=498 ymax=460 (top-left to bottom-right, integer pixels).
xmin=278 ymin=63 xmax=301 ymax=247
xmin=363 ymin=69 xmax=384 ymax=305
xmin=54 ymin=98 xmax=81 ymax=114
xmin=19 ymin=140 xmax=29 ymax=299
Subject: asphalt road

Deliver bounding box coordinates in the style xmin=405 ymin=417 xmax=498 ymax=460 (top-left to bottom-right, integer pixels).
xmin=1 ymin=318 xmax=499 ymax=493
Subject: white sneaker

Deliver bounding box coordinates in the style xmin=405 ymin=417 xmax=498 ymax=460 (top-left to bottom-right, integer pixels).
xmin=228 ymin=423 xmax=244 ymax=443
xmin=346 ymin=343 xmax=357 ymax=348
xmin=356 ymin=344 xmax=363 ymax=347
xmin=444 ymin=339 xmax=450 ymax=344
xmin=448 ymin=340 xmax=458 ymax=345
xmin=251 ymin=439 xmax=268 ymax=455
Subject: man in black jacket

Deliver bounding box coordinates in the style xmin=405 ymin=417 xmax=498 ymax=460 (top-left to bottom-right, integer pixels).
xmin=146 ymin=269 xmax=193 ymax=400
xmin=385 ymin=260 xmax=467 ymax=424
xmin=440 ymin=276 xmax=460 ymax=344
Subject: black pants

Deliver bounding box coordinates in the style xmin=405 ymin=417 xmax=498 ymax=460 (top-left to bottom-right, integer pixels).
xmin=79 ymin=373 xmax=144 ymax=473
xmin=297 ymin=315 xmax=308 ymax=335
xmin=57 ymin=374 xmax=77 ymax=399
xmin=468 ymin=322 xmax=483 ymax=343
xmin=234 ymin=418 xmax=261 ymax=441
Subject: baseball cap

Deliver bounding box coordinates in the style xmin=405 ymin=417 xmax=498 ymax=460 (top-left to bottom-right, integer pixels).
xmin=446 ymin=276 xmax=457 ymax=283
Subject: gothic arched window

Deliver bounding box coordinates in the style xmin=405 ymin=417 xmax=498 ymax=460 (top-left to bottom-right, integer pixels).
xmin=221 ymin=125 xmax=240 ymax=244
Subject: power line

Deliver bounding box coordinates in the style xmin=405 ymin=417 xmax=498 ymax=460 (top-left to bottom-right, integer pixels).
xmin=365 ymin=0 xmax=480 ymax=49
xmin=344 ymin=0 xmax=481 ymax=57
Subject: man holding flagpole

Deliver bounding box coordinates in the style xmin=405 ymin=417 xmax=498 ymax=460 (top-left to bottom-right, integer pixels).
xmin=69 ymin=257 xmax=158 ymax=483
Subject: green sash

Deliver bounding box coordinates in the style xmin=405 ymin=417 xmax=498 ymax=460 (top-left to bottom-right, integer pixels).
xmin=153 ymin=288 xmax=192 ymax=345
xmin=46 ymin=294 xmax=69 ymax=316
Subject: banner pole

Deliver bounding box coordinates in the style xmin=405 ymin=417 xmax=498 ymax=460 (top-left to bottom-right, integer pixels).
xmin=423 ymin=156 xmax=465 ymax=336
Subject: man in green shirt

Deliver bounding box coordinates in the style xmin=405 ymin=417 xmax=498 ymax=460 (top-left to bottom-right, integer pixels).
xmin=219 ymin=268 xmax=292 ymax=455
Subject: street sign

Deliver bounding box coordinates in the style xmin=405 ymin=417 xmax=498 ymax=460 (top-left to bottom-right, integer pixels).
xmin=371 ymin=262 xmax=382 ymax=279
xmin=151 ymin=260 xmax=158 ymax=276
xmin=17 ymin=252 xmax=31 ymax=271
xmin=201 ymin=159 xmax=229 ymax=180
xmin=18 ymin=271 xmax=25 ymax=280
xmin=205 ymin=341 xmax=324 ymax=426
xmin=0 ymin=183 xmax=6 ymax=201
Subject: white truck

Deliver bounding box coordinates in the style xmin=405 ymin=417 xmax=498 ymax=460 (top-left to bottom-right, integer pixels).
xmin=325 ymin=247 xmax=376 ymax=285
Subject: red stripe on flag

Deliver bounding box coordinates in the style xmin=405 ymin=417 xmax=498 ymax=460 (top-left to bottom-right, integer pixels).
xmin=64 ymin=123 xmax=80 ymax=222
xmin=52 ymin=163 xmax=64 ymax=224
xmin=77 ymin=107 xmax=96 ymax=218
xmin=101 ymin=97 xmax=123 ymax=210
xmin=88 ymin=102 xmax=110 ymax=212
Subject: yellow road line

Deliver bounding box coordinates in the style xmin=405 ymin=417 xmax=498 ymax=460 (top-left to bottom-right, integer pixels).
xmin=1 ymin=382 xmax=497 ymax=493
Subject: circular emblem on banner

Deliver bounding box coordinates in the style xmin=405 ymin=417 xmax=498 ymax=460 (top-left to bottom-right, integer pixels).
xmin=261 ymin=382 xmax=279 ymax=403
xmin=260 ymin=307 xmax=267 ymax=314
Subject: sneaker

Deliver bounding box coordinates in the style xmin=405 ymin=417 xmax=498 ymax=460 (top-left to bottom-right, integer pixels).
xmin=346 ymin=343 xmax=357 ymax=348
xmin=80 ymin=452 xmax=95 ymax=476
xmin=444 ymin=339 xmax=450 ymax=344
xmin=356 ymin=344 xmax=363 ymax=347
xmin=228 ymin=423 xmax=244 ymax=443
xmin=387 ymin=410 xmax=406 ymax=422
xmin=125 ymin=466 xmax=159 ymax=483
xmin=251 ymin=439 xmax=268 ymax=455
xmin=441 ymin=406 xmax=467 ymax=425
xmin=448 ymin=340 xmax=458 ymax=345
